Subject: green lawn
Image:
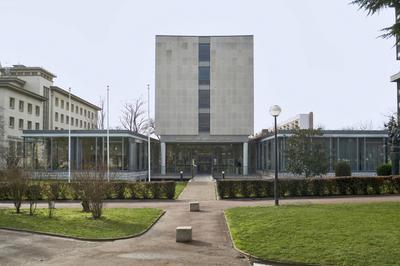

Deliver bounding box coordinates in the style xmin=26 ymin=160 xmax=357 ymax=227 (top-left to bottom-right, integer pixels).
xmin=0 ymin=208 xmax=163 ymax=240
xmin=174 ymin=182 xmax=187 ymax=199
xmin=225 ymin=203 xmax=400 ymax=266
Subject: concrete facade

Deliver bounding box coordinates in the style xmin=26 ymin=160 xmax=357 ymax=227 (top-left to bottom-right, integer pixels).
xmin=210 ymin=36 xmax=254 ymax=136
xmin=155 ymin=36 xmax=199 ymax=136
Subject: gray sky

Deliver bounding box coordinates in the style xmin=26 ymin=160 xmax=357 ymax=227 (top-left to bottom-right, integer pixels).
xmin=0 ymin=0 xmax=397 ymax=133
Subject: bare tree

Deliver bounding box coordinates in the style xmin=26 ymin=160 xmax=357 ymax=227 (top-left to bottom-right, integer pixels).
xmin=120 ymin=98 xmax=146 ymax=133
xmin=97 ymin=96 xmax=106 ymax=130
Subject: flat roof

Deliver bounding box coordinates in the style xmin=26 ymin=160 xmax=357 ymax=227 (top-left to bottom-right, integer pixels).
xmin=22 ymin=129 xmax=158 ymax=142
xmin=258 ymin=129 xmax=388 ymax=142
xmin=156 ymin=35 xmax=253 ymax=38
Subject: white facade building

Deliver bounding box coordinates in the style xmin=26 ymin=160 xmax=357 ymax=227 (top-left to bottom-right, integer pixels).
xmin=0 ymin=65 xmax=100 ymax=157
xmin=277 ymin=112 xmax=314 ymax=130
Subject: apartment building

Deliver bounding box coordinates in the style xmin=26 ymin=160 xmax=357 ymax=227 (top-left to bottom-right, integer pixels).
xmin=0 ymin=65 xmax=100 ymax=155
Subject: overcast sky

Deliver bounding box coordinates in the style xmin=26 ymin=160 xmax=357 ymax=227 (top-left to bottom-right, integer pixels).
xmin=0 ymin=0 xmax=398 ymax=133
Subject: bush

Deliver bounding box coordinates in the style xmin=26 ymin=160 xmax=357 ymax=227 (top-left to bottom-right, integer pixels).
xmin=377 ymin=164 xmax=392 ymax=176
xmin=6 ymin=169 xmax=28 ymax=213
xmin=335 ymin=161 xmax=352 ymax=177
xmin=163 ymin=181 xmax=176 ymax=199
xmin=216 ymin=176 xmax=400 ymax=199
xmin=26 ymin=184 xmax=41 ymax=215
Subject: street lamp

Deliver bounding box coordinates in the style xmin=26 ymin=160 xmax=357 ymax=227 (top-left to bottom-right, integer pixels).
xmin=269 ymin=105 xmax=281 ymax=206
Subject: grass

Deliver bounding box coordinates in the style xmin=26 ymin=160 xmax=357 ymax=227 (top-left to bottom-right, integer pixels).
xmin=225 ymin=202 xmax=400 ymax=266
xmin=174 ymin=181 xmax=187 ymax=199
xmin=0 ymin=208 xmax=163 ymax=240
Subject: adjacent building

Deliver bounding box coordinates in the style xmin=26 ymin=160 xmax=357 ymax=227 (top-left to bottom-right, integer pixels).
xmin=0 ymin=65 xmax=100 ymax=160
xmin=252 ymin=130 xmax=388 ymax=174
xmin=276 ymin=112 xmax=313 ymax=130
xmin=155 ymin=35 xmax=254 ymax=175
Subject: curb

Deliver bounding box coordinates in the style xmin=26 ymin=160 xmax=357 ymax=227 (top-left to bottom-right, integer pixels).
xmin=0 ymin=210 xmax=166 ymax=242
xmin=223 ymin=211 xmax=317 ymax=266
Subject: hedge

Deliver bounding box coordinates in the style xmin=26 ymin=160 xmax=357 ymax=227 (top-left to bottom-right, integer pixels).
xmin=0 ymin=181 xmax=176 ymax=201
xmin=217 ymin=176 xmax=400 ymax=199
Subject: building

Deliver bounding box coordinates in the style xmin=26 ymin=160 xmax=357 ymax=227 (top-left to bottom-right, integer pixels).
xmin=22 ymin=130 xmax=159 ymax=180
xmin=252 ymin=130 xmax=388 ymax=174
xmin=0 ymin=65 xmax=100 ymax=160
xmin=155 ymin=35 xmax=254 ymax=176
xmin=276 ymin=112 xmax=313 ymax=130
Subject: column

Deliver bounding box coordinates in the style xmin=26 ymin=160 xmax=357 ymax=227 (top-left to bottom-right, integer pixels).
xmin=128 ymin=139 xmax=136 ymax=171
xmin=161 ymin=142 xmax=166 ymax=175
xmin=243 ymin=142 xmax=248 ymax=176
xmin=138 ymin=142 xmax=143 ymax=171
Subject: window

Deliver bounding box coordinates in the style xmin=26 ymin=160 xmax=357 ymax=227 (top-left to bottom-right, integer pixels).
xmin=71 ymin=117 xmax=74 ymax=125
xmin=80 ymin=108 xmax=83 ymax=115
xmin=80 ymin=120 xmax=82 ymax=128
xmin=75 ymin=119 xmax=78 ymax=126
xmin=27 ymin=121 xmax=32 ymax=130
xmin=9 ymin=97 xmax=15 ymax=109
xmin=28 ymin=103 xmax=33 ymax=114
xmin=91 ymin=112 xmax=94 ymax=119
xmin=199 ymin=90 xmax=210 ymax=108
xmin=55 ymin=127 xmax=58 ymax=130
xmin=35 ymin=122 xmax=40 ymax=130
xmin=18 ymin=119 xmax=23 ymax=130
xmin=199 ymin=43 xmax=210 ymax=62
xmin=19 ymin=100 xmax=24 ymax=112
xmin=35 ymin=106 xmax=40 ymax=116
xmin=66 ymin=102 xmax=69 ymax=111
xmin=87 ymin=111 xmax=90 ymax=118
xmin=84 ymin=121 xmax=87 ymax=128
xmin=9 ymin=117 xmax=15 ymax=128
xmin=71 ymin=104 xmax=74 ymax=112
xmin=75 ymin=106 xmax=78 ymax=113
xmin=61 ymin=100 xmax=64 ymax=109
xmin=199 ymin=67 xmax=210 ymax=85
xmin=84 ymin=110 xmax=87 ymax=117
xmin=66 ymin=116 xmax=69 ymax=125
xmin=55 ymin=112 xmax=59 ymax=122
xmin=199 ymin=113 xmax=210 ymax=132
xmin=61 ymin=114 xmax=64 ymax=123
xmin=55 ymin=97 xmax=59 ymax=106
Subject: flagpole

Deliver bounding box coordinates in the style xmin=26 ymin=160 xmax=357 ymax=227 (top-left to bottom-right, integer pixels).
xmin=68 ymin=87 xmax=71 ymax=183
xmin=147 ymin=84 xmax=151 ymax=182
xmin=107 ymin=85 xmax=110 ymax=182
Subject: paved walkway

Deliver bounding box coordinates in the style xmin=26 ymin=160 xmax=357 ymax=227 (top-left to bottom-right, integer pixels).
xmin=1 ymin=177 xmax=400 ymax=266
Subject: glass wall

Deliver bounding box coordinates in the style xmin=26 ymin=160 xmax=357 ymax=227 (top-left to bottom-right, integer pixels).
xmin=256 ymin=135 xmax=388 ymax=173
xmin=23 ymin=135 xmax=157 ymax=172
xmin=166 ymin=143 xmax=243 ymax=175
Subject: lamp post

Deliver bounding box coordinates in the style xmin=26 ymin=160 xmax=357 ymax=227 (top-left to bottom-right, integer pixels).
xmin=269 ymin=105 xmax=281 ymax=206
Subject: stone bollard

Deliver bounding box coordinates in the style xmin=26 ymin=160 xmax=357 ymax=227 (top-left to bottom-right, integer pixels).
xmin=189 ymin=201 xmax=200 ymax=212
xmin=176 ymin=226 xmax=192 ymax=242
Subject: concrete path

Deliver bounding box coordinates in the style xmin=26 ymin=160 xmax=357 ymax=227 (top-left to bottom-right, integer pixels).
xmin=1 ymin=178 xmax=400 ymax=265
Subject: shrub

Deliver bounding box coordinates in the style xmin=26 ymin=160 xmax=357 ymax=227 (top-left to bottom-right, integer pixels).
xmin=0 ymin=182 xmax=9 ymax=200
xmin=216 ymin=176 xmax=399 ymax=199
xmin=335 ymin=161 xmax=352 ymax=177
xmin=377 ymin=164 xmax=392 ymax=176
xmin=6 ymin=168 xmax=28 ymax=213
xmin=163 ymin=181 xmax=176 ymax=199
xmin=26 ymin=184 xmax=41 ymax=215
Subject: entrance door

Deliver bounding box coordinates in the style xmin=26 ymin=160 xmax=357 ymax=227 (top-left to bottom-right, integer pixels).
xmin=197 ymin=155 xmax=212 ymax=174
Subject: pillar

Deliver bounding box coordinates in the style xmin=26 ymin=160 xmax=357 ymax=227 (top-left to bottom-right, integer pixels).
xmin=138 ymin=142 xmax=143 ymax=171
xmin=243 ymin=142 xmax=248 ymax=176
xmin=161 ymin=142 xmax=166 ymax=175
xmin=128 ymin=139 xmax=137 ymax=171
